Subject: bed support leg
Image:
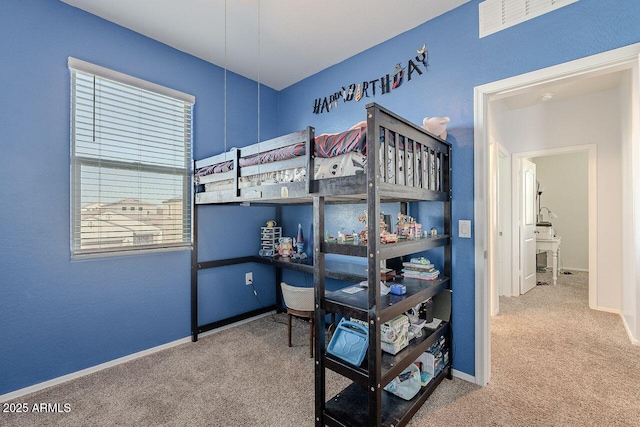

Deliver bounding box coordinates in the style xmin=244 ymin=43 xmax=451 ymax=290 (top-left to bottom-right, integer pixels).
xmin=305 ymin=126 xmax=315 ymax=194
xmin=232 ymin=147 xmax=240 ymax=198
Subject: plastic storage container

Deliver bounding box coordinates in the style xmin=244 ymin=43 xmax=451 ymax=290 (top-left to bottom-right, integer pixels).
xmin=327 ymin=319 xmax=369 ymax=366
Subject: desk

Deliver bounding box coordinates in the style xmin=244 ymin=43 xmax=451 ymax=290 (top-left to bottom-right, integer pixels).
xmin=536 ymin=237 xmax=561 ymax=285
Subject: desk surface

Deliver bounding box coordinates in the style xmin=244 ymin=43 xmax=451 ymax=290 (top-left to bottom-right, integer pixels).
xmin=253 ymin=255 xmax=368 ymax=283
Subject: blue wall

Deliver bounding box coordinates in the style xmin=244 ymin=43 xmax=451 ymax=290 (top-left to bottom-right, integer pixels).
xmin=0 ymin=0 xmax=278 ymax=395
xmin=278 ymin=0 xmax=640 ymax=375
xmin=3 ymin=0 xmax=640 ymax=395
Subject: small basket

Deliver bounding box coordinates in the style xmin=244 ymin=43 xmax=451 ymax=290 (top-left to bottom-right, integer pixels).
xmin=326 ymin=319 xmax=368 ymax=366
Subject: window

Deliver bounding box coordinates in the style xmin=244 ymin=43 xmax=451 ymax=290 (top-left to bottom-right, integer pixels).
xmin=69 ymin=58 xmax=195 ymax=257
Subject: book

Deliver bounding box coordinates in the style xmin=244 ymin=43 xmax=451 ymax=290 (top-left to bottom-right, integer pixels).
xmin=402 ymin=261 xmax=435 ymax=271
xmin=403 ymin=270 xmax=440 ymax=280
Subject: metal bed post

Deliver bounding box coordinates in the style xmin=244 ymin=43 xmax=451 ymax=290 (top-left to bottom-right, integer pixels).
xmin=191 ymin=160 xmax=199 ymax=342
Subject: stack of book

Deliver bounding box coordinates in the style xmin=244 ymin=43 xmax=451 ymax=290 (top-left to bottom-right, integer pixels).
xmin=402 ymin=258 xmax=440 ymax=281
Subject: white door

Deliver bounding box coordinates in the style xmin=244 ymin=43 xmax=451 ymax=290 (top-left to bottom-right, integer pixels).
xmin=520 ymin=159 xmax=537 ymax=294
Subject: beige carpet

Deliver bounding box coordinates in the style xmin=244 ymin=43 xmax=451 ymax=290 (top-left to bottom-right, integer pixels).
xmin=2 ymin=270 xmax=639 ymax=426
xmin=411 ymin=270 xmax=640 ymax=426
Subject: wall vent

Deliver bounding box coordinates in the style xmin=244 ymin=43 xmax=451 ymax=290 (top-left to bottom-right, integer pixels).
xmin=479 ymin=0 xmax=579 ymax=38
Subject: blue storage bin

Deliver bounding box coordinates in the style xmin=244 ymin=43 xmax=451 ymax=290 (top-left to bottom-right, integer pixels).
xmin=326 ymin=318 xmax=368 ymax=366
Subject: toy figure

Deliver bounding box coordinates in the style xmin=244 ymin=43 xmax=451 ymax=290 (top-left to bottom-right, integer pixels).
xmin=296 ymin=223 xmax=304 ymax=253
xmin=291 ymin=224 xmax=307 ymax=260
xmin=278 ymin=237 xmax=293 ymax=258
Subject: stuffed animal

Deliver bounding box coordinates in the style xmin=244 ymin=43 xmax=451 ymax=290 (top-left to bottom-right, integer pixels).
xmin=421 ymin=116 xmax=450 ymax=139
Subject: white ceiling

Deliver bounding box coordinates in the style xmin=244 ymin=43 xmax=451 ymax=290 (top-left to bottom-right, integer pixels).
xmin=495 ymin=71 xmax=626 ymax=111
xmin=60 ymin=0 xmax=470 ymax=90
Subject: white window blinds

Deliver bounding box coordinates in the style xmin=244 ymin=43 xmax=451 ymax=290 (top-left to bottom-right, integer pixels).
xmin=69 ymin=58 xmax=194 ymax=257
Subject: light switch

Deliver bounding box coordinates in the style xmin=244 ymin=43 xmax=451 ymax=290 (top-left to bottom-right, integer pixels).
xmin=459 ymin=220 xmax=471 ymax=238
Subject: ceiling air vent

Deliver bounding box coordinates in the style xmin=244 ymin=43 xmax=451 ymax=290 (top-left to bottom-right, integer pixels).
xmin=479 ymin=0 xmax=579 ymax=38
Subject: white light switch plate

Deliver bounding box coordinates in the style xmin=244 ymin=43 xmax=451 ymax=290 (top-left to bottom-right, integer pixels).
xmin=459 ymin=220 xmax=471 ymax=238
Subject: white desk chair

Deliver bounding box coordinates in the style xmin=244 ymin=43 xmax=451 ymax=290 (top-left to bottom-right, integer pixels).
xmin=280 ymin=282 xmax=314 ymax=357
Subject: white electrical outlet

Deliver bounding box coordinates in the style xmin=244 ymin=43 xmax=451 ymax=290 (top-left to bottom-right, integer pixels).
xmin=245 ymin=272 xmax=253 ymax=285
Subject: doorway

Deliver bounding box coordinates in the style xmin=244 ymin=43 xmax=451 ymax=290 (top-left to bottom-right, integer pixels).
xmin=474 ymin=43 xmax=640 ymax=386
xmin=509 ymin=146 xmax=595 ymax=304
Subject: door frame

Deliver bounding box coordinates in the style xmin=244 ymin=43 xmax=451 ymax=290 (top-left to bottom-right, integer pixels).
xmin=497 ymin=145 xmax=511 ymax=300
xmin=489 ymin=141 xmax=511 ymax=314
xmin=474 ymin=42 xmax=640 ymax=387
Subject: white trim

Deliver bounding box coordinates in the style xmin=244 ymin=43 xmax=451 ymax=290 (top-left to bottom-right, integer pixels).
xmin=452 ymin=368 xmax=476 ymax=384
xmin=561 ymin=267 xmax=589 ymax=272
xmin=474 ymin=85 xmax=491 ymax=386
xmin=474 ymin=42 xmax=640 ymax=388
xmin=68 ymin=57 xmax=195 ymax=105
xmin=510 ymin=155 xmax=521 ymax=297
xmin=596 ymin=306 xmax=621 ymax=315
xmin=0 ymin=337 xmax=185 ymax=403
xmin=496 ymin=143 xmax=512 ymax=301
xmin=0 ymin=311 xmax=274 ymax=403
xmin=587 ymin=146 xmax=598 ymax=308
xmin=621 ymin=313 xmax=640 ymax=346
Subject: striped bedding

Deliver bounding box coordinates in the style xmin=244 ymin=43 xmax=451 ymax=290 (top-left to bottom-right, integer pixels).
xmin=195 ymin=123 xmax=367 ymax=177
xmin=195 ymin=122 xmax=434 ymax=189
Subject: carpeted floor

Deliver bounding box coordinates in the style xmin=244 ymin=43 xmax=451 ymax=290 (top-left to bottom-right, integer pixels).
xmin=2 ymin=270 xmax=639 ymax=426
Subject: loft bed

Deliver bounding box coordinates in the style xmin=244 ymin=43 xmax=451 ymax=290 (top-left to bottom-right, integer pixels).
xmin=191 ymin=102 xmax=451 ymax=339
xmin=194 ymin=103 xmax=449 ymax=205
xmin=192 ymin=103 xmax=453 ymax=426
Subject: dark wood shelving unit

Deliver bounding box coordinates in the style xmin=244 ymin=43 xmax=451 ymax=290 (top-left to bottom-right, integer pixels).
xmin=323 ymin=367 xmax=451 ymax=427
xmin=323 ymin=322 xmax=450 ymax=387
xmin=313 ymin=104 xmax=452 ymax=427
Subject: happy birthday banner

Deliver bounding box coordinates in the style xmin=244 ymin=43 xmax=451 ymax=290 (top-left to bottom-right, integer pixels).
xmin=312 ymin=44 xmax=429 ymax=114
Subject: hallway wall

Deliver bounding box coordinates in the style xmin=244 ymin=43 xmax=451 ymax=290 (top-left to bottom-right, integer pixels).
xmin=533 ymin=152 xmax=589 ymax=271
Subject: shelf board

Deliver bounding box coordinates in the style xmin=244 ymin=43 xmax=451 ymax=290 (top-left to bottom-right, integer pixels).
xmin=323 ymin=365 xmax=451 ymax=427
xmin=322 ymin=323 xmax=449 ymax=387
xmin=323 ymin=277 xmax=449 ymax=323
xmin=380 ymin=323 xmax=449 ymax=385
xmin=321 ymin=235 xmax=449 ymax=259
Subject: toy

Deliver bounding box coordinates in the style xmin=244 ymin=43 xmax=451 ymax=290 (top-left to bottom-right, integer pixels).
xmin=390 ymin=284 xmax=406 ymax=295
xmin=357 ymin=210 xmax=398 ymax=244
xmin=421 ymin=116 xmax=450 ymax=139
xmin=277 ymin=237 xmax=294 ymax=258
xmin=296 ymin=223 xmax=304 ymax=253
xmin=292 ymin=224 xmax=308 ymax=260
xmin=396 ymin=213 xmax=422 ymax=240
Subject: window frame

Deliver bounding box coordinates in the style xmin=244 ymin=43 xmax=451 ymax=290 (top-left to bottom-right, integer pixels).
xmin=69 ymin=58 xmax=195 ymax=259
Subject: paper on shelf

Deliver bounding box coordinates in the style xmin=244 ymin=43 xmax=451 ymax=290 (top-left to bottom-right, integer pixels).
xmin=423 ymin=318 xmax=442 ymax=329
xmin=341 ymin=286 xmax=365 ymax=294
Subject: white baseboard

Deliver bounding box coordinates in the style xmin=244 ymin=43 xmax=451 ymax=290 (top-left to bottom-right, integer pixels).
xmin=452 ymin=368 xmax=476 ymax=384
xmin=0 ymin=311 xmax=275 ymax=403
xmin=0 ymin=336 xmax=190 ymax=403
xmin=595 ymin=306 xmax=621 ymax=315
xmin=594 ymin=308 xmax=639 ymax=346
xmin=620 ymin=313 xmax=640 ymax=346
xmin=560 ymin=267 xmax=589 ymax=272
